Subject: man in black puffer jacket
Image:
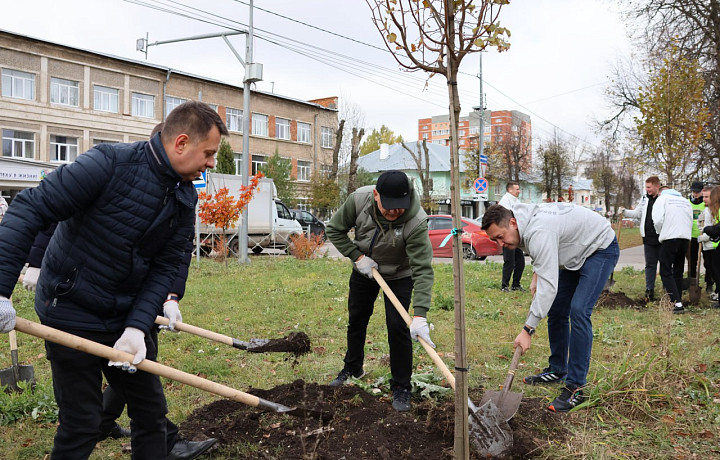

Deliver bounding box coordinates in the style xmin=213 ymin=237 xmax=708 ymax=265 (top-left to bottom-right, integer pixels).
xmin=0 ymin=101 xmax=227 ymax=460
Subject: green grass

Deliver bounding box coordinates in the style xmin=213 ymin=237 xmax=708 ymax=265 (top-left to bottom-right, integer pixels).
xmin=1 ymin=254 xmax=719 ymax=459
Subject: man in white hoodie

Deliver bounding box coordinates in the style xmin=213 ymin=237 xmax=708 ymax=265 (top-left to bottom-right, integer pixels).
xmin=652 ymin=186 xmax=693 ymax=313
xmin=482 ymin=203 xmax=619 ymax=412
xmin=497 ymin=181 xmax=525 ymax=291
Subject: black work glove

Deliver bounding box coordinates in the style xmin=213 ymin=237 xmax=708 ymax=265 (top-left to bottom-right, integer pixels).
xmin=703 ymin=225 xmax=720 ymax=242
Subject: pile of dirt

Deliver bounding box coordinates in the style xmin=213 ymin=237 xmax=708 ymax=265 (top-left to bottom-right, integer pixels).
xmin=596 ymin=290 xmax=644 ymax=309
xmin=179 ymin=380 xmax=569 ymax=459
xmin=246 ymin=332 xmax=311 ymax=356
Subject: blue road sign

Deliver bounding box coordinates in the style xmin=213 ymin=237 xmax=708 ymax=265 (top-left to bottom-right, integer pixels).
xmin=479 ymin=154 xmax=488 ymax=164
xmin=473 ymin=177 xmax=488 ymax=193
xmin=193 ymin=171 xmax=207 ymax=189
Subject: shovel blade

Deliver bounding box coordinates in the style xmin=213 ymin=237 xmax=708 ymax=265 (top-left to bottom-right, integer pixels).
xmin=479 ymin=390 xmax=523 ymax=422
xmin=0 ymin=365 xmax=35 ymax=393
xmin=689 ymin=283 xmax=701 ymax=305
xmin=469 ymin=399 xmax=514 ymax=458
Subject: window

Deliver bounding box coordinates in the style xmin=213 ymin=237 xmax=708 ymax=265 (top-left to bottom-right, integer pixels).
xmin=94 ymin=85 xmax=119 ymax=113
xmin=321 ymin=163 xmax=332 ymax=179
xmin=297 ymin=160 xmax=311 ymax=182
xmin=422 ymin=133 xmax=428 ymax=140
xmin=2 ymin=69 xmax=35 ymax=100
xmin=226 ymin=107 xmax=243 ymax=132
xmin=2 ymin=129 xmax=35 ymax=158
xmin=469 ymin=126 xmax=480 ymax=134
xmin=165 ymin=96 xmax=187 ymax=117
xmin=252 ymin=113 xmax=268 ymax=136
xmin=458 ymin=130 xmax=465 ymax=137
xmin=276 ymin=118 xmax=290 ymax=140
xmin=276 ymin=201 xmax=293 ymax=220
xmin=233 ymin=152 xmax=243 ymax=176
xmin=50 ymin=135 xmax=78 ymax=163
xmin=432 ymin=129 xmax=450 ymax=136
xmin=51 ymin=77 xmax=79 ymax=107
xmin=297 ymin=122 xmax=311 ymax=143
xmin=321 ymin=127 xmax=333 ymax=148
xmin=207 ymin=103 xmax=218 ymax=112
xmin=296 ymin=199 xmax=309 ymax=211
xmin=131 ymin=93 xmax=155 ymax=118
xmin=251 ymin=154 xmax=267 ymax=175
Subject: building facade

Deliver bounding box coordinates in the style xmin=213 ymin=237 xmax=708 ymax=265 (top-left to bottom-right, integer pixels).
xmin=417 ymin=109 xmax=532 ymax=158
xmin=0 ymin=29 xmax=338 ymax=209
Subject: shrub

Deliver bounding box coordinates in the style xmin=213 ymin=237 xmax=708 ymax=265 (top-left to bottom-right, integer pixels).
xmin=288 ymin=233 xmax=325 ymax=260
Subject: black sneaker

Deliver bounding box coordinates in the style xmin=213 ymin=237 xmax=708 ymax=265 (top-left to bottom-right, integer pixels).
xmin=511 ymin=285 xmax=526 ymax=292
xmin=500 ymin=286 xmax=510 ymax=292
xmin=548 ymin=386 xmax=586 ymax=413
xmin=523 ymin=367 xmax=566 ymax=385
xmin=97 ymin=423 xmax=131 ymax=442
xmin=672 ymin=303 xmax=685 ymax=314
xmin=392 ymin=388 xmax=411 ymax=412
xmin=645 ymin=289 xmax=655 ymax=302
xmin=706 ymin=285 xmax=714 ymax=295
xmin=329 ymin=368 xmax=365 ymax=387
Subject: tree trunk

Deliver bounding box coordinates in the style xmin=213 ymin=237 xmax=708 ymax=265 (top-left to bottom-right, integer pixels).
xmin=347 ymin=127 xmax=364 ymax=195
xmin=329 ymin=119 xmax=345 ymax=181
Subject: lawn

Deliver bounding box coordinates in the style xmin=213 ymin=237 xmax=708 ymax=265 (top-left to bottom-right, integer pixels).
xmin=1 ymin=252 xmax=718 ymax=459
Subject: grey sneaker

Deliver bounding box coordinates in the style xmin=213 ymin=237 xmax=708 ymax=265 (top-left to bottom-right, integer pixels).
xmin=329 ymin=368 xmax=365 ymax=387
xmin=500 ymin=286 xmax=510 ymax=292
xmin=392 ymin=388 xmax=411 ymax=412
xmin=511 ymin=285 xmax=526 ymax=292
xmin=711 ymin=292 xmax=719 ymax=301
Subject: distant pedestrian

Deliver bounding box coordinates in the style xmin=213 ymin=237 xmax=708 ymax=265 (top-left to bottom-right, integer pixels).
xmin=498 ymin=181 xmax=525 ymax=292
xmin=653 ymin=186 xmax=693 ymax=313
xmin=698 ymin=185 xmax=717 ymax=301
xmin=619 ymin=176 xmax=662 ymax=302
xmin=482 ymin=203 xmax=619 ymax=412
xmin=701 ymin=187 xmax=720 ymax=307
xmin=688 ymin=181 xmax=705 ymax=283
xmin=0 ymin=196 xmax=7 ymax=218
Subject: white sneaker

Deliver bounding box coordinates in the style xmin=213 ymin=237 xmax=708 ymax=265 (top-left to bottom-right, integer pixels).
xmin=711 ymin=293 xmax=718 ymax=301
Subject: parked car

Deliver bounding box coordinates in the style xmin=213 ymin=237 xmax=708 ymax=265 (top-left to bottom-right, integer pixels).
xmin=427 ymin=214 xmax=502 ymax=260
xmin=291 ymin=209 xmax=326 ymax=240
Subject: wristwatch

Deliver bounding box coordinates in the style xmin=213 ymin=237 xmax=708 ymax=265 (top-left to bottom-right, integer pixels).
xmin=166 ymin=294 xmax=180 ymax=302
xmin=523 ymin=325 xmax=535 ymax=336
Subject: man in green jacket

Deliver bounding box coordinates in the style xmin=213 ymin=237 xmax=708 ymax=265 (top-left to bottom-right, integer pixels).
xmin=326 ymin=170 xmax=434 ymax=412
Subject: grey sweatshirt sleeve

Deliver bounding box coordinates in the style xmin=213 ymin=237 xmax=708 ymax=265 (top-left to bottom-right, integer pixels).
xmin=524 ymin=229 xmax=560 ymax=328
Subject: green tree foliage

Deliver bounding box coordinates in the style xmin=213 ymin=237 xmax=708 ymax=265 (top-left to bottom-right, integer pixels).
xmin=309 ymin=172 xmax=341 ymax=219
xmin=634 ymin=46 xmax=710 ymax=185
xmin=259 ymin=150 xmax=296 ymax=206
xmin=359 ymin=125 xmax=404 ymax=156
xmin=214 ymin=138 xmax=235 ymax=175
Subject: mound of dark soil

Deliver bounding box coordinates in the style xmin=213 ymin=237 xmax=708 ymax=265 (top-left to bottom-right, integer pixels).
xmin=179 ymin=380 xmax=569 ymax=459
xmin=246 ymin=332 xmax=311 ymax=356
xmin=596 ymin=290 xmax=644 ymax=309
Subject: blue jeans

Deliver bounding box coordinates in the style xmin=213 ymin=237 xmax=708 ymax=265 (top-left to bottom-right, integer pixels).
xmin=546 ymin=238 xmax=620 ymax=387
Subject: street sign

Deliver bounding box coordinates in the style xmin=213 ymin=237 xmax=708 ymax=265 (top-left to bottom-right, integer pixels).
xmin=479 ymin=154 xmax=488 ymax=164
xmin=473 ymin=177 xmax=488 ymax=194
xmin=473 ymin=193 xmax=488 ymax=201
xmin=193 ymin=171 xmax=206 ymax=189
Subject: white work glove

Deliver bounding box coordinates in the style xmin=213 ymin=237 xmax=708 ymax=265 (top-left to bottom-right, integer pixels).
xmin=617 ymin=207 xmax=625 ymax=216
xmin=698 ymin=233 xmax=711 ymax=243
xmin=108 ymin=327 xmax=146 ymax=373
xmin=0 ymin=296 xmax=16 ymax=333
xmin=409 ymin=316 xmax=435 ymax=348
xmin=22 ymin=267 xmax=41 ymax=292
xmin=354 ymin=255 xmax=378 ymax=279
xmin=161 ymin=300 xmax=182 ymax=332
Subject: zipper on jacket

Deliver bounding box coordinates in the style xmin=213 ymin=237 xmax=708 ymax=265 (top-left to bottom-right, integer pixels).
xmin=367 ymin=226 xmax=380 ymax=258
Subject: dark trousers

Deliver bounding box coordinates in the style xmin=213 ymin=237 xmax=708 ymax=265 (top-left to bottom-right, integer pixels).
xmin=688 ymin=238 xmax=700 ymax=279
xmin=501 ymin=247 xmax=525 ymax=288
xmin=704 ymin=249 xmax=715 ymax=289
xmin=658 ymin=238 xmax=688 ymax=303
xmin=99 ymin=329 xmax=179 ymax=452
xmin=46 ymin=328 xmax=168 ymax=460
xmin=344 ymin=270 xmax=413 ymax=391
xmin=711 ymin=249 xmax=720 ymax=295
xmin=643 ymin=243 xmax=661 ymax=291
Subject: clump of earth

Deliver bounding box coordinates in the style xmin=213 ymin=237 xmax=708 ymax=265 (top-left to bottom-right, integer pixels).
xmin=178 ymin=379 xmax=569 ymax=459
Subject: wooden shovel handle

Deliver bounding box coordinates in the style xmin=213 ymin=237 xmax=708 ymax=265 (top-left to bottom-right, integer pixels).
xmin=500 ymin=346 xmax=522 ymax=396
xmin=371 ymin=268 xmax=457 ymax=389
xmin=8 ymin=329 xmax=17 ymax=352
xmin=155 ymin=316 xmax=234 ymax=347
xmin=13 ymin=317 xmax=264 ymax=409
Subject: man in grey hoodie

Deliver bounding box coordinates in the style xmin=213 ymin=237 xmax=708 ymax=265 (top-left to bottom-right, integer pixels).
xmin=482 ymin=203 xmax=619 ymax=412
xmin=652 ymin=186 xmax=693 ymax=313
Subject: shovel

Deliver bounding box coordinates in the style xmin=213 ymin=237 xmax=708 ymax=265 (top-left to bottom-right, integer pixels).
xmin=12 ymin=317 xmax=311 ymax=417
xmin=689 ymin=243 xmax=703 ymax=305
xmin=0 ymin=330 xmax=36 ymax=393
xmin=603 ymin=219 xmax=623 ymax=292
xmin=154 ymin=316 xmax=310 ymax=355
xmin=478 ymin=346 xmax=523 ymax=421
xmin=371 ymin=268 xmax=514 ymax=457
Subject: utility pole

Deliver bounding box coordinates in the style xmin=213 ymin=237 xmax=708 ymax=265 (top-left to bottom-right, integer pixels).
xmin=473 ymin=53 xmax=486 ymax=218
xmin=136 ymin=0 xmax=261 ymax=264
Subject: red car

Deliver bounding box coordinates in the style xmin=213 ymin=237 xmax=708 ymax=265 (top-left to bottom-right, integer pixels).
xmin=427 ymin=214 xmax=502 ymax=260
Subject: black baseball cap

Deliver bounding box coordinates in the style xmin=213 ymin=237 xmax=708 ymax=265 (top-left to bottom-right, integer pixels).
xmin=690 ymin=181 xmax=704 ymax=192
xmin=376 ymin=170 xmax=411 ymax=210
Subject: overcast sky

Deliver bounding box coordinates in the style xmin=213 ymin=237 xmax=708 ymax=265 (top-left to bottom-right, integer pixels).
xmin=1 ymin=0 xmax=632 ymax=151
